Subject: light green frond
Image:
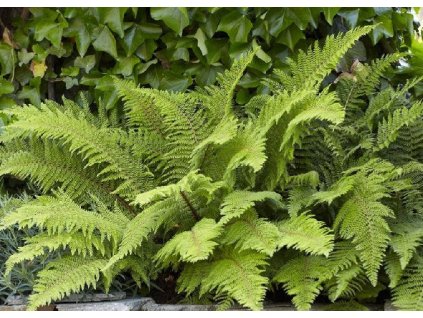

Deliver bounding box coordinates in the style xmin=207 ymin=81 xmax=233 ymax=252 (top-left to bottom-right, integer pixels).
xmin=102 ymin=255 xmax=151 ymax=292
xmin=5 ymin=232 xmax=106 ymax=276
xmin=390 ymin=215 xmax=423 ymax=269
xmin=220 ymin=210 xmax=280 ymax=256
xmin=392 ymin=255 xmax=423 ymax=310
xmin=275 ymin=26 xmax=373 ymax=91
xmin=191 ymin=115 xmax=239 ymax=170
xmin=334 ymin=174 xmax=394 ymax=285
xmin=326 ymin=264 xmax=367 ymax=301
xmin=1 ymin=102 xmax=153 ymax=199
xmin=277 ymin=213 xmax=334 ymax=256
xmin=103 ymin=199 xmax=167 ymax=270
xmin=287 ymin=171 xmax=320 ymax=188
xmin=287 ymin=187 xmax=316 ymax=217
xmin=279 ymin=91 xmax=345 ymax=155
xmin=219 ymin=190 xmax=282 ymax=224
xmin=0 ymin=139 xmax=114 ymax=205
xmin=178 ymin=250 xmax=269 ymax=311
xmin=313 ymin=174 xmax=358 ymax=205
xmin=273 ymin=255 xmax=334 ymax=310
xmin=155 ymin=218 xmax=223 ymax=265
xmin=385 ymin=250 xmax=403 ymax=288
xmin=375 ymin=101 xmax=423 ymax=151
xmin=364 ymin=77 xmax=423 ymax=129
xmin=113 ymin=78 xmax=166 ymax=134
xmin=198 ymin=49 xmax=257 ymax=121
xmin=0 ymin=193 xmax=123 ymax=243
xmin=27 ymin=256 xmax=107 ymax=310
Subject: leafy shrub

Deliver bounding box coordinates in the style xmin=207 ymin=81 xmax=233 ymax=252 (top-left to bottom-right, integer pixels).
xmin=1 ymin=25 xmax=423 ymax=311
xmin=0 ymin=7 xmax=418 ymax=116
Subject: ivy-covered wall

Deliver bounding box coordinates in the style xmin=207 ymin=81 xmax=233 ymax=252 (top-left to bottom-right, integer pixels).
xmin=0 ymin=7 xmax=418 ymax=116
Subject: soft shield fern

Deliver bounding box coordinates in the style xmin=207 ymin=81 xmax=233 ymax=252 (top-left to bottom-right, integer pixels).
xmin=2 ymin=26 xmax=423 ymax=310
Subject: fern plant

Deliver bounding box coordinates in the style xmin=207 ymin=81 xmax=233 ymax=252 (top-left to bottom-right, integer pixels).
xmin=1 ymin=25 xmax=422 ymax=311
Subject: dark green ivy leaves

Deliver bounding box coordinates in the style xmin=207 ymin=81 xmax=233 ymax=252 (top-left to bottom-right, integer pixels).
xmin=151 ymin=8 xmax=189 ymax=36
xmin=92 ymin=26 xmax=118 ymax=59
xmin=217 ymin=11 xmax=253 ymax=43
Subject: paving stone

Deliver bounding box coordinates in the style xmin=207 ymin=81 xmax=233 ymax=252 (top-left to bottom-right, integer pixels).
xmin=56 ymin=298 xmax=152 ymax=311
xmin=58 ymin=292 xmax=127 ymax=303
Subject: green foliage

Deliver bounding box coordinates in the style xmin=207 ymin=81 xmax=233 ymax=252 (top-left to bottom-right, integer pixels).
xmin=392 ymin=255 xmax=423 ymax=310
xmin=277 ymin=213 xmax=334 ymax=257
xmin=273 ymin=255 xmax=334 ymax=310
xmin=0 ymin=7 xmax=418 ymax=119
xmin=0 ymin=194 xmax=50 ymax=304
xmin=2 ymin=23 xmax=423 ymax=311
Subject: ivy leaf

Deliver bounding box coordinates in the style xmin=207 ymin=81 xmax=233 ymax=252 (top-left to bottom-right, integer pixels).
xmin=94 ymin=8 xmax=127 ymax=38
xmin=122 ymin=25 xmax=145 ymax=56
xmin=150 ymin=8 xmax=189 ymax=36
xmin=138 ymin=23 xmax=162 ymax=39
xmin=264 ymin=8 xmax=292 ymax=38
xmin=194 ymin=28 xmax=208 ymax=56
xmin=30 ymin=60 xmax=47 ymax=78
xmin=136 ymin=59 xmax=158 ymax=75
xmin=33 ymin=16 xmax=67 ymax=48
xmin=17 ymin=49 xmax=35 ymax=66
xmin=92 ymin=26 xmax=118 ymax=59
xmin=0 ymin=78 xmax=14 ymax=95
xmin=370 ymin=14 xmax=394 ymax=45
xmin=276 ymin=25 xmax=305 ymax=51
xmin=160 ymin=75 xmax=192 ymax=91
xmin=71 ymin=20 xmax=91 ymax=57
xmin=170 ymin=48 xmax=189 ymax=62
xmin=61 ymin=66 xmax=80 ymax=77
xmin=253 ymin=39 xmax=271 ymax=63
xmin=17 ymin=86 xmax=41 ymax=106
xmin=323 ymin=8 xmax=340 ymax=25
xmin=0 ymin=44 xmax=15 ymax=75
xmin=338 ymin=9 xmax=360 ymax=29
xmin=113 ymin=56 xmax=140 ymax=76
xmin=202 ymin=14 xmax=219 ymax=38
xmin=287 ymin=8 xmax=317 ymax=30
xmin=74 ymin=55 xmax=96 ymax=73
xmin=217 ymin=11 xmax=253 ymax=43
xmin=136 ymin=40 xmax=158 ymax=61
xmin=63 ymin=76 xmax=79 ymax=89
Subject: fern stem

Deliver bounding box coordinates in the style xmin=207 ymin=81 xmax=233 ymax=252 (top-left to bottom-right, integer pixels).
xmin=180 ymin=191 xmax=200 ymax=221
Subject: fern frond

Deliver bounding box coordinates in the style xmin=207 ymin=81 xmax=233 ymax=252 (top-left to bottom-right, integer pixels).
xmin=287 ymin=187 xmax=316 ymax=217
xmin=273 ymin=255 xmax=334 ymax=310
xmin=334 ymin=173 xmax=394 ymax=285
xmin=5 ymin=232 xmax=106 ymax=276
xmin=326 ymin=264 xmax=367 ymax=301
xmin=155 ymin=218 xmax=223 ymax=266
xmin=0 ymin=193 xmax=124 ymax=243
xmin=219 ymin=190 xmax=282 ymax=224
xmin=179 ymin=249 xmax=268 ymax=310
xmin=0 ymin=139 xmax=114 ymax=205
xmin=390 ymin=215 xmax=423 ymax=269
xmin=375 ymin=101 xmax=423 ymax=151
xmin=197 ymin=49 xmax=257 ymax=121
xmin=275 ymin=26 xmax=373 ymax=91
xmin=1 ymin=101 xmax=154 ymax=199
xmin=277 ymin=213 xmax=334 ymax=256
xmin=27 ymin=256 xmax=107 ymax=310
xmin=385 ymin=250 xmax=403 ymax=288
xmin=392 ymin=255 xmax=423 ymax=310
xmin=220 ymin=210 xmax=280 ymax=256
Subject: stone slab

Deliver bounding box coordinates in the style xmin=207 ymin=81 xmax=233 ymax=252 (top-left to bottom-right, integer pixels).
xmin=58 ymin=292 xmax=127 ymax=303
xmin=56 ymin=298 xmax=152 ymax=311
